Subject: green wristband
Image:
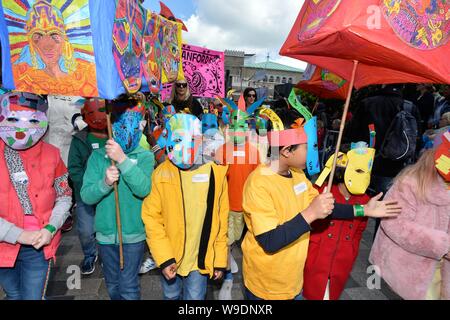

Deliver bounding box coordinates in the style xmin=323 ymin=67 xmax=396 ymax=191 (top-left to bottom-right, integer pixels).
xmin=354 ymin=205 xmax=365 ymax=217
xmin=44 ymin=224 xmax=57 ymax=235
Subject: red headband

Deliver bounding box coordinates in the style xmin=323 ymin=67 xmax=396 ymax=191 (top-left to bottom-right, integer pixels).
xmin=267 ymin=128 xmax=307 ymax=147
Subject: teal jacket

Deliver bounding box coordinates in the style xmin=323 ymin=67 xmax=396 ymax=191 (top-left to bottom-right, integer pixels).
xmin=80 ymin=146 xmax=155 ymax=244
xmin=68 ymin=128 xmax=96 ymax=202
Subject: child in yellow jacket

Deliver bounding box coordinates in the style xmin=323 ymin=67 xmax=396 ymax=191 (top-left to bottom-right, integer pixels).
xmin=141 ymin=114 xmax=229 ymax=300
xmin=242 ymin=105 xmax=401 ymax=300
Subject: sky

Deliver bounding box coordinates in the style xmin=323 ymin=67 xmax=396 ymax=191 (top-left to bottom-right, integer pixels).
xmin=142 ymin=0 xmax=307 ymax=70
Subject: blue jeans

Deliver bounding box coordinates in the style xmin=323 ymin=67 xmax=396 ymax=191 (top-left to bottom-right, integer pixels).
xmin=76 ymin=201 xmax=97 ymax=260
xmin=245 ymin=288 xmax=304 ymax=300
xmin=161 ymin=270 xmax=208 ymax=300
xmin=98 ymin=241 xmax=145 ymax=300
xmin=0 ymin=246 xmax=51 ymax=300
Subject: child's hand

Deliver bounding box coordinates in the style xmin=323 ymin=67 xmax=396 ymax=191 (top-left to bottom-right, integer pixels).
xmin=213 ymin=270 xmax=224 ymax=280
xmin=162 ymin=263 xmax=177 ymax=280
xmin=303 ymin=192 xmax=335 ymax=224
xmin=17 ymin=230 xmax=41 ymax=245
xmin=105 ymin=165 xmax=119 ymax=186
xmin=105 ymin=139 xmax=127 ymax=164
xmin=364 ymin=193 xmax=402 ymax=218
xmin=32 ymin=229 xmax=53 ymax=249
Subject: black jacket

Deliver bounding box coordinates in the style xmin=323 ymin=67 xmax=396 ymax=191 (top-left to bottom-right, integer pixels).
xmin=344 ymin=90 xmax=421 ymax=177
xmin=171 ymin=95 xmax=203 ymax=118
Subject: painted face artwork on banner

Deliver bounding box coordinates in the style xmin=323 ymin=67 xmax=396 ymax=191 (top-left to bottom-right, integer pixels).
xmin=81 ymin=98 xmax=107 ymax=130
xmin=160 ymin=16 xmax=183 ymax=84
xmin=166 ymin=113 xmax=202 ymax=170
xmin=112 ymin=0 xmax=184 ymax=93
xmin=142 ymin=12 xmax=164 ymax=94
xmin=1 ymin=0 xmax=98 ymax=96
xmin=112 ymin=100 xmax=145 ymax=154
xmin=316 ymin=142 xmax=375 ymax=195
xmin=112 ymin=0 xmax=146 ymax=94
xmin=288 ymin=89 xmax=320 ymax=175
xmin=382 ymin=0 xmax=450 ymax=50
xmin=0 ymin=92 xmax=48 ymax=150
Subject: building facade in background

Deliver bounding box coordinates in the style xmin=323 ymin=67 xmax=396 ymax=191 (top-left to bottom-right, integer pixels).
xmin=224 ymin=50 xmax=304 ymax=100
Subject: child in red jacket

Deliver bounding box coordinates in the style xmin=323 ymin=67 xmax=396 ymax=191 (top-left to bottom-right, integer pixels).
xmin=303 ymin=141 xmax=377 ymax=300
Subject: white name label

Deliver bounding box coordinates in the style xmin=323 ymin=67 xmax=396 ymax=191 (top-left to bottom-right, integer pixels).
xmin=130 ymin=158 xmax=138 ymax=165
xmin=192 ymin=174 xmax=209 ymax=183
xmin=294 ymin=182 xmax=307 ymax=195
xmin=13 ymin=171 xmax=29 ymax=184
xmin=233 ymin=151 xmax=246 ymax=158
xmin=91 ymin=143 xmax=100 ymax=149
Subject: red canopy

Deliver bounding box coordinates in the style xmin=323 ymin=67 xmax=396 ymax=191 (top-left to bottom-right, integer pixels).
xmin=296 ymin=64 xmax=349 ymax=100
xmin=280 ymin=0 xmax=450 ymax=89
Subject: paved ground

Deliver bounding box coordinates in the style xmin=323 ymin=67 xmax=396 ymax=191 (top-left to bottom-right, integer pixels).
xmin=1 ymin=219 xmax=401 ymax=300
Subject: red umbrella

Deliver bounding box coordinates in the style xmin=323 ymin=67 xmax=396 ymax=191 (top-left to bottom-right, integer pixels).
xmin=280 ymin=0 xmax=450 ymax=88
xmin=280 ymin=0 xmax=450 ymax=187
xmin=296 ymin=63 xmax=350 ymax=100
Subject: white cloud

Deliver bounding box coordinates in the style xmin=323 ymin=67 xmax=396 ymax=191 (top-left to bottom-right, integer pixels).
xmin=182 ymin=0 xmax=307 ymax=70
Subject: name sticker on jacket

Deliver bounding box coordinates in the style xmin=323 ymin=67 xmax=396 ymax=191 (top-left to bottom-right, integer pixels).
xmin=192 ymin=174 xmax=209 ymax=183
xmin=91 ymin=143 xmax=100 ymax=149
xmin=130 ymin=159 xmax=138 ymax=165
xmin=294 ymin=182 xmax=307 ymax=195
xmin=13 ymin=171 xmax=29 ymax=185
xmin=233 ymin=151 xmax=246 ymax=158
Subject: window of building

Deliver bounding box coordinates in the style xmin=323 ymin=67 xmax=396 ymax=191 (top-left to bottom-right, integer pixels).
xmin=269 ymin=76 xmax=274 ymax=83
xmin=263 ymin=75 xmax=268 ymax=82
xmin=282 ymin=77 xmax=287 ymax=84
xmin=288 ymin=77 xmax=293 ymax=84
xmin=276 ymin=76 xmax=281 ymax=83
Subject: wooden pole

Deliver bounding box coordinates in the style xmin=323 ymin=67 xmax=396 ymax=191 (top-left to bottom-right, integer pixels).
xmin=105 ymin=100 xmax=124 ymax=270
xmin=311 ymin=99 xmax=320 ymax=115
xmin=326 ymin=60 xmax=359 ymax=190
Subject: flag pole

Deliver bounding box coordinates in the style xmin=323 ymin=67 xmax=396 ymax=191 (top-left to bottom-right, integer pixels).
xmin=326 ymin=60 xmax=359 ymax=190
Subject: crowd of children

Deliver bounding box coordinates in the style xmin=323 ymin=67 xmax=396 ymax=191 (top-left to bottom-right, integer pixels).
xmin=0 ymin=86 xmax=449 ymax=301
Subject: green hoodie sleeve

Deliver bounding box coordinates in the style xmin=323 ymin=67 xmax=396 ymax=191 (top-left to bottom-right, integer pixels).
xmin=80 ymin=151 xmax=113 ymax=205
xmin=117 ymin=151 xmax=154 ymax=199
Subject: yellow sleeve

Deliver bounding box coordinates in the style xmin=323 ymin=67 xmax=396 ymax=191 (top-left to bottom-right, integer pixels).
xmin=213 ymin=176 xmax=230 ymax=269
xmin=141 ymin=171 xmax=175 ymax=267
xmin=306 ymin=176 xmax=320 ymax=204
xmin=242 ymin=176 xmax=279 ymax=236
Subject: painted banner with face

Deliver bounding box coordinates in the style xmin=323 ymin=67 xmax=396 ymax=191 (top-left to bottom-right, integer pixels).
xmin=0 ymin=0 xmax=99 ymax=97
xmin=0 ymin=0 xmax=184 ymax=99
xmin=161 ymin=44 xmax=225 ymax=100
xmin=0 ymin=92 xmax=48 ymax=150
xmin=112 ymin=0 xmax=184 ymax=94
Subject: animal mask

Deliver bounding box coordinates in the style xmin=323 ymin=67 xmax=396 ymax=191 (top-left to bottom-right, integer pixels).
xmin=316 ymin=142 xmax=375 ymax=195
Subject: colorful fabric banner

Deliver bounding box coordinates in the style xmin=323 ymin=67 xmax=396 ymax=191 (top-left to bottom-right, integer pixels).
xmin=112 ymin=0 xmax=184 ymax=94
xmin=161 ymin=44 xmax=225 ymax=101
xmin=0 ymin=0 xmax=98 ymax=96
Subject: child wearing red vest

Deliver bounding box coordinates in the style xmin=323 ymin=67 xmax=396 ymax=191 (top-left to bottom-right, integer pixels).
xmin=0 ymin=92 xmax=72 ymax=300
